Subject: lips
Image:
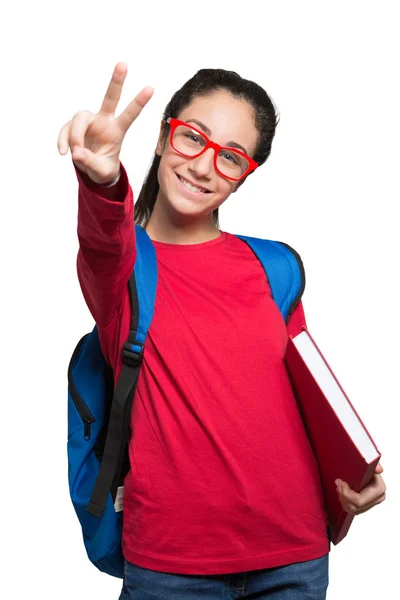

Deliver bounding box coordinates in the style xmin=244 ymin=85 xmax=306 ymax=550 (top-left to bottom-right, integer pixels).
xmin=176 ymin=173 xmax=211 ymax=194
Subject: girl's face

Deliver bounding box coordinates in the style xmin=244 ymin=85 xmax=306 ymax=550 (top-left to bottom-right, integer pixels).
xmin=155 ymin=90 xmax=259 ymax=223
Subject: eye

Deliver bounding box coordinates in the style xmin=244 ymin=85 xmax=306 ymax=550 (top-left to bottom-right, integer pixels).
xmin=221 ymin=151 xmax=239 ymax=164
xmin=184 ymin=133 xmax=202 ymax=144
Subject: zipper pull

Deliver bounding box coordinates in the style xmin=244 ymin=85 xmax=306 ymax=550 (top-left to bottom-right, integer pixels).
xmin=84 ymin=420 xmax=91 ymax=441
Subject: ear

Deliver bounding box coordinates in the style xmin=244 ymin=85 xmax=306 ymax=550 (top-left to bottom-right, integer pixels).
xmin=155 ymin=120 xmax=167 ymax=156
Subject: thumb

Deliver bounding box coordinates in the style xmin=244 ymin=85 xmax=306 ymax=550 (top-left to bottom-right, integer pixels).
xmin=72 ymin=146 xmax=93 ymax=165
xmin=375 ymin=462 xmax=384 ymax=474
xmin=72 ymin=146 xmax=100 ymax=176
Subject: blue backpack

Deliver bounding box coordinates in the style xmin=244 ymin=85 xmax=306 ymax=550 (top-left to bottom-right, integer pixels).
xmin=67 ymin=225 xmax=305 ymax=578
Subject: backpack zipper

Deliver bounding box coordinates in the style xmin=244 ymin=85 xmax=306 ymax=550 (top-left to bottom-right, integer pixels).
xmin=70 ymin=385 xmax=96 ymax=440
xmin=68 ymin=334 xmax=96 ymax=441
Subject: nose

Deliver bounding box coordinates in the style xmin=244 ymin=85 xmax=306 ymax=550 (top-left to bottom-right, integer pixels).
xmin=188 ymin=147 xmax=214 ymax=179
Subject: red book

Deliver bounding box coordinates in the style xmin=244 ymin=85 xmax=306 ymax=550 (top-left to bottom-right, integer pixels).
xmin=284 ymin=327 xmax=381 ymax=545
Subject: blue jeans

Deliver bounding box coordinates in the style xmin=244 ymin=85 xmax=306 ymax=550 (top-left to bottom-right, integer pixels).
xmin=118 ymin=553 xmax=329 ymax=599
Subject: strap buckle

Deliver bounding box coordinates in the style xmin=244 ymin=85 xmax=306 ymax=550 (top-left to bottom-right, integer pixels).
xmin=121 ymin=332 xmax=144 ymax=367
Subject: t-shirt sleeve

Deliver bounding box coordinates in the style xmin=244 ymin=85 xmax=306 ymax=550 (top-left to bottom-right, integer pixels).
xmin=75 ymin=161 xmax=136 ymax=329
xmin=286 ymin=299 xmax=308 ymax=338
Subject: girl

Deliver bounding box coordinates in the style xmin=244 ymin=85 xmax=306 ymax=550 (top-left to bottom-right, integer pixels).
xmin=58 ymin=62 xmax=386 ymax=600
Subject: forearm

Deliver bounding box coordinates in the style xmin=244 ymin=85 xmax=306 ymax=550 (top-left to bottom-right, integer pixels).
xmin=75 ymin=161 xmax=136 ymax=328
xmin=74 ymin=162 xmax=126 ymax=203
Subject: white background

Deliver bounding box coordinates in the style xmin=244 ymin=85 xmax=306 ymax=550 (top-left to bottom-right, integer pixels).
xmin=1 ymin=0 xmax=398 ymax=598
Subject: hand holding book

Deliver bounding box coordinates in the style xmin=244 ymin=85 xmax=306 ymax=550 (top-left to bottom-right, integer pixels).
xmin=335 ymin=461 xmax=386 ymax=516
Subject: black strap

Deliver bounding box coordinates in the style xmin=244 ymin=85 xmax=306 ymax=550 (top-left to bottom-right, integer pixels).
xmin=86 ymin=271 xmax=143 ymax=518
xmin=86 ymin=359 xmax=141 ymax=517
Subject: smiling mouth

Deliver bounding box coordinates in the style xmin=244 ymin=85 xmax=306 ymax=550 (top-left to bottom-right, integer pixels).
xmin=176 ymin=174 xmax=211 ymax=194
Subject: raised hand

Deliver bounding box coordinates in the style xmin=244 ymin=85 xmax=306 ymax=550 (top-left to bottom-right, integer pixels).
xmin=57 ymin=62 xmax=154 ymax=184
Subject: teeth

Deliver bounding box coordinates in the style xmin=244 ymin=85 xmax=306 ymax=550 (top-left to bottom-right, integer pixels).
xmin=179 ymin=176 xmax=208 ymax=193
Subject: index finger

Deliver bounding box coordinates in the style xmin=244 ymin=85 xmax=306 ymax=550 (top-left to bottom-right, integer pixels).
xmin=98 ymin=62 xmax=128 ymax=116
xmin=117 ymin=86 xmax=154 ymax=134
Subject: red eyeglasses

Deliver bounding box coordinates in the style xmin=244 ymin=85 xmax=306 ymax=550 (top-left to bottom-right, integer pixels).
xmin=165 ymin=117 xmax=258 ymax=181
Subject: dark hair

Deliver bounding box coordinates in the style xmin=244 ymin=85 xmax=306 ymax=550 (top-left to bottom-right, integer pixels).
xmin=134 ymin=69 xmax=279 ymax=228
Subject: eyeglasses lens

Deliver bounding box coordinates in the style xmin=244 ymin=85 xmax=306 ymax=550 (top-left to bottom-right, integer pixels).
xmin=172 ymin=125 xmax=249 ymax=179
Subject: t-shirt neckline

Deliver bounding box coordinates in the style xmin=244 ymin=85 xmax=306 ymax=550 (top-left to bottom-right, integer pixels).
xmin=149 ymin=231 xmax=227 ymax=250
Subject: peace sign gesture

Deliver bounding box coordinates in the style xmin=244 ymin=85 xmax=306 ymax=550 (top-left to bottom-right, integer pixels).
xmin=57 ymin=62 xmax=154 ymax=184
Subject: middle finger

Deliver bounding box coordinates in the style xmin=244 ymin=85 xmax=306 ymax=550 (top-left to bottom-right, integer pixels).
xmin=99 ymin=62 xmax=128 ymax=116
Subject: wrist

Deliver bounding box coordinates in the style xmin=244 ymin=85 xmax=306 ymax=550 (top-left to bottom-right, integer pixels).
xmin=101 ymin=169 xmax=121 ymax=188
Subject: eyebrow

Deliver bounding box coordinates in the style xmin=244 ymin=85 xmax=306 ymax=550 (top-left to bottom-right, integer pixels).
xmin=186 ymin=118 xmax=249 ymax=156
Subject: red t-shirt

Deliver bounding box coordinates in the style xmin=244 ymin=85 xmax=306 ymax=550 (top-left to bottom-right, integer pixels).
xmin=76 ymin=162 xmax=330 ymax=575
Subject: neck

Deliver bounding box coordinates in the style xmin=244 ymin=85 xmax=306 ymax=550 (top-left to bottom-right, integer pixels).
xmin=144 ymin=198 xmax=220 ymax=245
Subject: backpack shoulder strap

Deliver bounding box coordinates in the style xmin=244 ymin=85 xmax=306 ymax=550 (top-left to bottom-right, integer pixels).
xmin=125 ymin=225 xmax=158 ymax=358
xmin=235 ymin=234 xmax=306 ymax=324
xmin=87 ymin=225 xmax=158 ymax=518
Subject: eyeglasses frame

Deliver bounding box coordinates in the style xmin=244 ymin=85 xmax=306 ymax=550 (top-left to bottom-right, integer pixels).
xmin=164 ymin=117 xmax=259 ymax=182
